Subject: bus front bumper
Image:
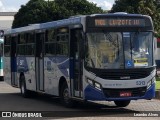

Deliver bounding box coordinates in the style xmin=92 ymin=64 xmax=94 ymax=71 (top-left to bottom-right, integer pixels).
xmin=84 ymin=84 xmax=155 ymax=101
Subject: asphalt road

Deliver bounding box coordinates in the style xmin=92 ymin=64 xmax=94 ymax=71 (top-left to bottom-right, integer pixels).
xmin=0 ymin=81 xmax=160 ymax=120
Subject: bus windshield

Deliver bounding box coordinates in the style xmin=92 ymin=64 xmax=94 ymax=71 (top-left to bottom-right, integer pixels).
xmin=85 ymin=32 xmax=153 ymax=69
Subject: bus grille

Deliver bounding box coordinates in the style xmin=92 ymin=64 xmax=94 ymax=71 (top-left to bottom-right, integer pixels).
xmin=95 ymin=68 xmax=153 ymax=80
xmin=103 ymin=87 xmax=146 ymax=98
xmin=98 ymin=71 xmax=148 ymax=79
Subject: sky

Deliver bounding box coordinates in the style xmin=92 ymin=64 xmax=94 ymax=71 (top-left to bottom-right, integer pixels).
xmin=0 ymin=0 xmax=115 ymax=12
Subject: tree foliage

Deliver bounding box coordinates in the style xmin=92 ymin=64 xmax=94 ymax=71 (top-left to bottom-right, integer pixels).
xmin=12 ymin=0 xmax=103 ymax=28
xmin=110 ymin=0 xmax=160 ymax=37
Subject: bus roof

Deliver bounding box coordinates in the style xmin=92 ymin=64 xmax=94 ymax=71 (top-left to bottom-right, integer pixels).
xmin=90 ymin=13 xmax=143 ymax=17
xmin=4 ymin=13 xmax=152 ymax=35
xmin=4 ymin=17 xmax=82 ymax=35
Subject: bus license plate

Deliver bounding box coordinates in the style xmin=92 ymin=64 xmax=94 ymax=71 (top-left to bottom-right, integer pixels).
xmin=120 ymin=91 xmax=132 ymax=97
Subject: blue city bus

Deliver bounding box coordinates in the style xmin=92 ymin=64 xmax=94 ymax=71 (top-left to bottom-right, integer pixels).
xmin=4 ymin=13 xmax=156 ymax=107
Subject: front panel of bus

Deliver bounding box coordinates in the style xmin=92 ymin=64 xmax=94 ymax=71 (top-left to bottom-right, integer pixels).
xmin=83 ymin=14 xmax=155 ymax=101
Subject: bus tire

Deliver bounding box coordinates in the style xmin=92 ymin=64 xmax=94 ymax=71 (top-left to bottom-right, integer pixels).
xmin=60 ymin=82 xmax=74 ymax=108
xmin=114 ymin=100 xmax=130 ymax=107
xmin=20 ymin=76 xmax=29 ymax=98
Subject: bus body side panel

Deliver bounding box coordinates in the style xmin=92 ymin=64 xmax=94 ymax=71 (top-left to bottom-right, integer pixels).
xmin=17 ymin=56 xmax=36 ymax=91
xmin=26 ymin=57 xmax=36 ymax=91
xmin=56 ymin=56 xmax=70 ymax=93
xmin=44 ymin=56 xmax=57 ymax=95
xmin=44 ymin=56 xmax=70 ymax=96
xmin=4 ymin=57 xmax=11 ymax=85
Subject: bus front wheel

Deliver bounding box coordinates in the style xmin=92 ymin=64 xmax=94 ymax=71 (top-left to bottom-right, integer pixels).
xmin=60 ymin=82 xmax=74 ymax=107
xmin=114 ymin=100 xmax=131 ymax=107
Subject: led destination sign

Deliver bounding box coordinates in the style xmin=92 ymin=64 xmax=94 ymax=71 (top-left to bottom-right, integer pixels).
xmin=95 ymin=19 xmax=145 ymax=27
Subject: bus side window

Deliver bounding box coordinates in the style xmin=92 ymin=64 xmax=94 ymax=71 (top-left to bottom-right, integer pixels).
xmin=56 ymin=28 xmax=69 ymax=56
xmin=45 ymin=29 xmax=56 ymax=56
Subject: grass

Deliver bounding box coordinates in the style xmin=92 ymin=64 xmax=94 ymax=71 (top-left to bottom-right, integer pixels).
xmin=156 ymin=77 xmax=160 ymax=90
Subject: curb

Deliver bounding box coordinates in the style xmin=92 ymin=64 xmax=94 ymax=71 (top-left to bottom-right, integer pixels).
xmin=155 ymin=90 xmax=160 ymax=99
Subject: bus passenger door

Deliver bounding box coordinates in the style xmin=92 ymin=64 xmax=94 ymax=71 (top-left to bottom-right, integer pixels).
xmin=35 ymin=32 xmax=45 ymax=91
xmin=11 ymin=36 xmax=18 ymax=86
xmin=70 ymin=28 xmax=83 ymax=98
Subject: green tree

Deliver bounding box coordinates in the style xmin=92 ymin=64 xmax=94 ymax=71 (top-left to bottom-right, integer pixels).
xmin=12 ymin=0 xmax=103 ymax=28
xmin=54 ymin=0 xmax=103 ymax=16
xmin=12 ymin=0 xmax=48 ymax=28
xmin=110 ymin=0 xmax=160 ymax=36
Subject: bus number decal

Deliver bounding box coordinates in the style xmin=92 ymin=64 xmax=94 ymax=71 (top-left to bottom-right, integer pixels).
xmin=136 ymin=81 xmax=145 ymax=86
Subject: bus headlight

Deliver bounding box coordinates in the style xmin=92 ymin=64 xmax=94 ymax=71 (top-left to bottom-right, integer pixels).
xmin=95 ymin=82 xmax=101 ymax=91
xmin=86 ymin=78 xmax=102 ymax=91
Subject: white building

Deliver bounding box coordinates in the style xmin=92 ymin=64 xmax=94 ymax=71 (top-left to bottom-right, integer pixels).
xmin=0 ymin=12 xmax=16 ymax=30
